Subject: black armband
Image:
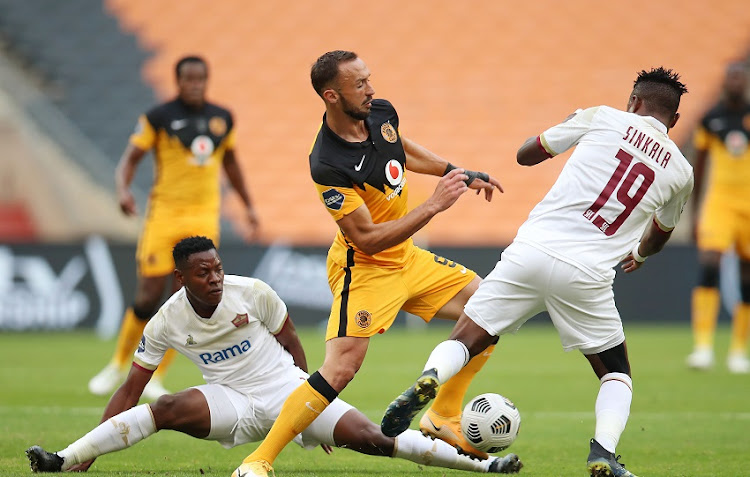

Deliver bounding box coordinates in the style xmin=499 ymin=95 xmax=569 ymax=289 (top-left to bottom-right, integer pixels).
xmin=464 ymin=170 xmax=490 ymax=186
xmin=444 ymin=162 xmax=489 ymax=186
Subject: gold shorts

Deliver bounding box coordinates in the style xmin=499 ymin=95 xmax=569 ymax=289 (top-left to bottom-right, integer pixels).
xmin=325 ymin=245 xmax=477 ymax=340
xmin=136 ymin=210 xmax=220 ymax=277
xmin=697 ymin=192 xmax=750 ymax=260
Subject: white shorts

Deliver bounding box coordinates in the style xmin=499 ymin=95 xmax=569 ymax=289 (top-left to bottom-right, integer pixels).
xmin=465 ymin=242 xmax=625 ymax=354
xmin=194 ymin=367 xmax=354 ymax=449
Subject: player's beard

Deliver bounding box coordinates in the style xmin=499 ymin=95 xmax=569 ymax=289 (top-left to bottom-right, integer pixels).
xmin=341 ymin=95 xmax=371 ymax=120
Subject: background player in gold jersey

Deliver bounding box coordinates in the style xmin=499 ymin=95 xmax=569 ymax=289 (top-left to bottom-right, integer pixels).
xmin=88 ymin=56 xmax=260 ymax=399
xmin=233 ymin=51 xmax=517 ymax=477
xmin=687 ymin=62 xmax=750 ymax=374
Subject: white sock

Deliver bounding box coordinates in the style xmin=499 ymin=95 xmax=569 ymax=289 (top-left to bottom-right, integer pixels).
xmin=393 ymin=429 xmax=490 ymax=472
xmin=594 ymin=373 xmax=632 ymax=454
xmin=58 ymin=404 xmax=157 ymax=470
xmin=423 ymin=340 xmax=470 ymax=383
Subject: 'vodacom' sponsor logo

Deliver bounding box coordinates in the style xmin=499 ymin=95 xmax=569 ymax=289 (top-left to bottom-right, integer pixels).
xmin=385 ymin=159 xmax=405 ymax=201
xmin=386 ymin=178 xmax=406 ymax=201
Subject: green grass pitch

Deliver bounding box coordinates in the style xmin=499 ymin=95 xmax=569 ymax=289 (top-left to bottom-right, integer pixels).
xmin=2 ymin=323 xmax=748 ymax=476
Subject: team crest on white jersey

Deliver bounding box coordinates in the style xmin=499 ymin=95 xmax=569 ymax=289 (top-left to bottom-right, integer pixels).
xmin=381 ymin=122 xmax=398 ymax=143
xmin=186 ymin=334 xmax=197 ymax=346
xmin=232 ymin=313 xmax=249 ymax=328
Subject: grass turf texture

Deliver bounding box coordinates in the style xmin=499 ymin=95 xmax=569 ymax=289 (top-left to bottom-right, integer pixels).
xmin=2 ymin=323 xmax=748 ymax=476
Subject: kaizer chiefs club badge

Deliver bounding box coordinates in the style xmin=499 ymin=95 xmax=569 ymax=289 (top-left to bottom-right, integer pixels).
xmin=381 ymin=122 xmax=398 ymax=143
xmin=355 ymin=310 xmax=372 ymax=329
xmin=209 ymin=116 xmax=227 ymax=136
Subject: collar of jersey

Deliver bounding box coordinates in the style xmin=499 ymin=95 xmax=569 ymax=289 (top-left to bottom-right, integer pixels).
xmin=321 ymin=113 xmax=378 ymax=150
xmin=640 ymin=115 xmax=668 ymax=134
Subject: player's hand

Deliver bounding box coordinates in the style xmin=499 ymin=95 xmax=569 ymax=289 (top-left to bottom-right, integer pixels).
xmin=620 ymin=253 xmax=644 ymax=273
xmin=468 ymin=174 xmax=504 ymax=202
xmin=67 ymin=458 xmax=95 ymax=472
xmin=117 ymin=189 xmax=137 ymax=216
xmin=320 ymin=443 xmax=333 ymax=455
xmin=429 ymin=168 xmax=469 ymax=213
xmin=237 ymin=207 xmax=261 ymax=243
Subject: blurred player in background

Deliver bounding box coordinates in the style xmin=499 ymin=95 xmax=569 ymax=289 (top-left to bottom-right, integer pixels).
xmin=381 ymin=68 xmax=692 ymax=477
xmin=233 ymin=50 xmax=514 ymax=477
xmin=27 ymin=236 xmax=519 ymax=475
xmin=88 ymin=56 xmax=260 ymax=400
xmin=686 ymin=62 xmax=750 ymax=374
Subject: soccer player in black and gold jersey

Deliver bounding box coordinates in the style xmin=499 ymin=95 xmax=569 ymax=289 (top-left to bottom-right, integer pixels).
xmin=88 ymin=56 xmax=260 ymax=399
xmin=234 ymin=51 xmax=523 ymax=477
xmin=687 ymin=62 xmax=750 ymax=374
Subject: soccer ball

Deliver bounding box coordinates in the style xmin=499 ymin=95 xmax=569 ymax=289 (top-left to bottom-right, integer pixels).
xmin=461 ymin=393 xmax=521 ymax=453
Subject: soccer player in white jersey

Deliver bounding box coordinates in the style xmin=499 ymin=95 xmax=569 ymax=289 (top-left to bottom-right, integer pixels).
xmin=381 ymin=68 xmax=693 ymax=477
xmin=25 ymin=236 xmax=521 ymax=475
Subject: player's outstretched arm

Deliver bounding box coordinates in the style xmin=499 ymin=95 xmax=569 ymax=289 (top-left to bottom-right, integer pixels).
xmin=621 ymin=218 xmax=673 ymax=273
xmin=337 ymin=169 xmax=469 ymax=255
xmin=222 ymin=148 xmax=260 ymax=242
xmin=100 ymin=364 xmax=151 ymax=423
xmin=403 ymin=136 xmax=502 ymax=201
xmin=273 ymin=316 xmax=308 ymax=373
xmin=115 ymin=144 xmax=147 ymax=216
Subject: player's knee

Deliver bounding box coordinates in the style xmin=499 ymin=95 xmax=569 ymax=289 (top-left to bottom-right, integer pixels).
xmin=596 ymin=343 xmax=631 ymax=376
xmin=320 ymin=363 xmax=358 ymax=391
xmin=741 ymin=281 xmax=750 ymax=303
xmin=149 ymin=394 xmax=180 ymax=428
xmin=698 ymin=263 xmax=720 ymax=288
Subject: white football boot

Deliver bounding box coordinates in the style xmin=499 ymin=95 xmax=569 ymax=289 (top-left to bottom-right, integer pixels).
xmin=686 ymin=348 xmax=714 ymax=370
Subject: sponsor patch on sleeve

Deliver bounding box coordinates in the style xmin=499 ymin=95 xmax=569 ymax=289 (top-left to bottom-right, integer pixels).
xmin=322 ymin=188 xmax=345 ymax=211
xmin=137 ymin=335 xmax=146 ymax=354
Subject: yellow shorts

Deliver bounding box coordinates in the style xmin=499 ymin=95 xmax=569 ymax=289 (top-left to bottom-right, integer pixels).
xmin=697 ymin=192 xmax=750 ymax=259
xmin=136 ymin=210 xmax=220 ymax=277
xmin=325 ymin=245 xmax=477 ymax=340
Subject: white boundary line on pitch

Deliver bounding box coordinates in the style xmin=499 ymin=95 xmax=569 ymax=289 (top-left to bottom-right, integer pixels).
xmin=2 ymin=406 xmax=750 ymax=420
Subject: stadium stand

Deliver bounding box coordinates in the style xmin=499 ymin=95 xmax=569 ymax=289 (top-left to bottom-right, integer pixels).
xmin=1 ymin=0 xmax=750 ymax=245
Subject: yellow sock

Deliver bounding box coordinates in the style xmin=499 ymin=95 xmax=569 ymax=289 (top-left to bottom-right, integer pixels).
xmin=112 ymin=308 xmax=148 ymax=368
xmin=729 ymin=303 xmax=750 ymax=355
xmin=243 ymin=380 xmax=331 ymax=465
xmin=153 ymin=348 xmax=177 ymax=380
xmin=431 ymin=344 xmax=496 ymax=417
xmin=691 ymin=287 xmax=720 ymax=349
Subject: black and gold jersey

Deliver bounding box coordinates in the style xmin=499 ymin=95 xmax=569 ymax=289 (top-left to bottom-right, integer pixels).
xmin=693 ymin=101 xmax=750 ymax=198
xmin=130 ymin=98 xmax=236 ymax=214
xmin=310 ymin=99 xmax=411 ymax=267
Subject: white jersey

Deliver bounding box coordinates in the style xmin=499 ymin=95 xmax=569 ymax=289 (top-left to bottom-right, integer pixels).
xmin=515 ymin=105 xmax=694 ymax=280
xmin=134 ymin=275 xmax=294 ymax=395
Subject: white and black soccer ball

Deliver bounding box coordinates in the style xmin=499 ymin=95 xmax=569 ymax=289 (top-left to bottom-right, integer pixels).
xmin=461 ymin=393 xmax=521 ymax=453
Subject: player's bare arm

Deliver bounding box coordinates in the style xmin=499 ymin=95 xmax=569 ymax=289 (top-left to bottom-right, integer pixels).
xmin=114 ymin=144 xmax=147 ymax=216
xmin=336 ymin=169 xmax=469 ymax=256
xmin=517 ymin=135 xmax=553 ymax=167
xmin=273 ymin=315 xmax=308 ymax=373
xmin=621 ymin=218 xmax=673 ymax=273
xmin=403 ymin=136 xmax=502 ymax=201
xmin=222 ymin=148 xmax=260 ymax=242
xmin=690 ymin=147 xmax=708 ymax=242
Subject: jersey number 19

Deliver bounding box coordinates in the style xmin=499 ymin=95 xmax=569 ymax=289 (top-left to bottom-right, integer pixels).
xmin=583 ymin=148 xmax=654 ymax=236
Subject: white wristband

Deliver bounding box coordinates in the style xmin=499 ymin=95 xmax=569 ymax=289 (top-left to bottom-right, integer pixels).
xmin=632 ymin=242 xmax=647 ymax=263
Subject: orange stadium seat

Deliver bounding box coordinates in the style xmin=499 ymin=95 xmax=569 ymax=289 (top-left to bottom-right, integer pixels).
xmin=106 ymin=0 xmax=750 ymax=246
